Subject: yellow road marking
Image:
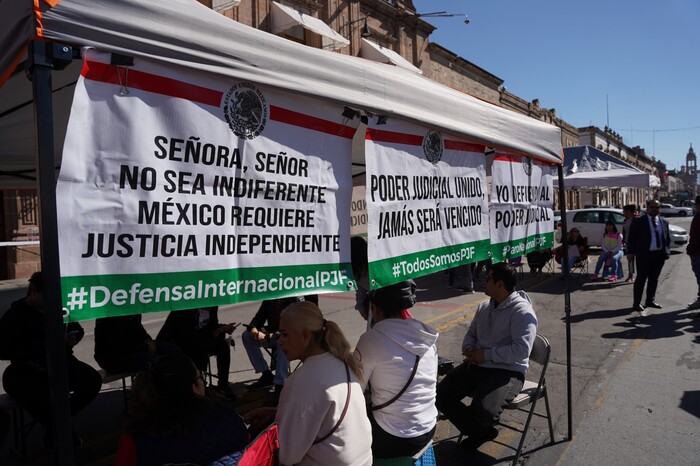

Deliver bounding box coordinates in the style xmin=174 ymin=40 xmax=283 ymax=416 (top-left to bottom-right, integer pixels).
xmin=482 ymin=425 xmax=521 ymax=457
xmin=424 ymin=297 xmax=483 ymax=325
xmin=436 ymin=310 xmax=477 ymax=332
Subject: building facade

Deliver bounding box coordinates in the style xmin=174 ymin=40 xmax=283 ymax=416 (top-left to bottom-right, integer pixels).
xmin=578 ymin=125 xmax=656 ymax=209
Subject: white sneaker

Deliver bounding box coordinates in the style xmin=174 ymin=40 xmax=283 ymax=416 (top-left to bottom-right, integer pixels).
xmin=688 ymin=298 xmax=700 ymax=310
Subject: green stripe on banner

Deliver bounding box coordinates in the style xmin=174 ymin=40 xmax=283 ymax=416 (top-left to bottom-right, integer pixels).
xmin=368 ymin=239 xmax=491 ymax=289
xmin=490 ymin=232 xmax=554 ymax=262
xmin=61 ymin=263 xmax=354 ymax=322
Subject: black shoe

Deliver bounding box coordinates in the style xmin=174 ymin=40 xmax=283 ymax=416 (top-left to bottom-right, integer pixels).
xmin=248 ymin=371 xmax=274 ymax=391
xmin=460 ymin=427 xmax=499 ymax=451
xmin=632 ymin=304 xmax=645 ymax=312
xmin=216 ymin=382 xmax=237 ymax=401
xmin=458 ymin=287 xmax=475 ymax=294
xmin=645 ymin=302 xmax=663 ymax=309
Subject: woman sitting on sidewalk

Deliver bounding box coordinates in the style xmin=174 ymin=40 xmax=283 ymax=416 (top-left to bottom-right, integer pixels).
xmin=592 ymin=221 xmax=624 ymax=281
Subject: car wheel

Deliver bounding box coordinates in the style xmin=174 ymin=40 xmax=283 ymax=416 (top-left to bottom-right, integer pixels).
xmin=680 ymin=211 xmax=688 ymax=217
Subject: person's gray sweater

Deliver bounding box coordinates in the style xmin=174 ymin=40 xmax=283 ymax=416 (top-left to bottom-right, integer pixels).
xmin=461 ymin=290 xmax=537 ymax=374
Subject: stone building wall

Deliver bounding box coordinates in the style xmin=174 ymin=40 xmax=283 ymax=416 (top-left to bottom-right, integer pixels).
xmin=1 ymin=191 xmax=41 ymax=279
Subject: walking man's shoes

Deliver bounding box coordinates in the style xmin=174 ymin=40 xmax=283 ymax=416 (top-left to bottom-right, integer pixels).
xmin=632 ymin=304 xmax=645 ymax=313
xmin=645 ymin=302 xmax=663 ymax=309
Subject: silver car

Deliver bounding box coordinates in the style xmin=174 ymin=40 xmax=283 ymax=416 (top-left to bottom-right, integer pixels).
xmin=559 ymin=208 xmax=687 ymax=249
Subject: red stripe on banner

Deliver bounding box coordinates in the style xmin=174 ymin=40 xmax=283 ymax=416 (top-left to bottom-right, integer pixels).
xmin=367 ymin=129 xmax=486 ymax=154
xmin=494 ymin=152 xmax=523 ymax=163
xmin=444 ymin=140 xmax=485 ymax=153
xmin=270 ymin=106 xmax=355 ymax=139
xmin=81 ymin=60 xmax=223 ymax=107
xmin=366 ymin=128 xmax=424 ymax=146
xmin=80 ymin=60 xmax=353 ymax=138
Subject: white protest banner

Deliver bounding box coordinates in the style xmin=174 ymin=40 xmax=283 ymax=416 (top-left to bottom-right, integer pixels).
xmin=490 ymin=151 xmax=554 ymax=262
xmin=57 ymin=50 xmax=353 ymax=321
xmin=365 ymin=120 xmax=489 ymax=289
xmin=350 ymin=185 xmax=368 ymax=237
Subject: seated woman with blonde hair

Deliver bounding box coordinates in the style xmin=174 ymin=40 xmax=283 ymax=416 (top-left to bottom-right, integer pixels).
xmin=245 ymin=301 xmax=372 ymax=466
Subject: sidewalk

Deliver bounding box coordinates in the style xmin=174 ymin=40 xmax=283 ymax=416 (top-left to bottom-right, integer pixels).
xmin=528 ymin=254 xmax=700 ymax=465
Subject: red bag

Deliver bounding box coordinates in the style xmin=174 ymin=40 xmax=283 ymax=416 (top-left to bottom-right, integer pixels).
xmin=236 ymin=423 xmax=280 ymax=466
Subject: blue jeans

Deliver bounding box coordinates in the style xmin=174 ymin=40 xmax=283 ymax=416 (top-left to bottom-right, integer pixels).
xmin=242 ymin=330 xmax=289 ymax=385
xmin=594 ymin=250 xmax=624 ymax=278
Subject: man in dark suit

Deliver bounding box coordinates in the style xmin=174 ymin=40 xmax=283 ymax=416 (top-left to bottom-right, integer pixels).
xmin=626 ymin=200 xmax=671 ymax=314
xmin=157 ymin=307 xmax=238 ymax=399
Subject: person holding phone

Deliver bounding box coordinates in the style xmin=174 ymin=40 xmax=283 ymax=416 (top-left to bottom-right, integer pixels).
xmin=157 ymin=306 xmax=238 ymax=400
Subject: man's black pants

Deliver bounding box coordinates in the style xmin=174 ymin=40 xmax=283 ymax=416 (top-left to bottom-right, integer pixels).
xmin=634 ymin=250 xmax=667 ymax=306
xmin=436 ymin=363 xmax=523 ymax=438
xmin=2 ymin=358 xmax=102 ymax=425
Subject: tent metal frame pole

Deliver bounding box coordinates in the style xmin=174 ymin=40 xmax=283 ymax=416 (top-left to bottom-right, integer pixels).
xmin=29 ymin=40 xmax=76 ymax=466
xmin=557 ymin=164 xmax=573 ymax=441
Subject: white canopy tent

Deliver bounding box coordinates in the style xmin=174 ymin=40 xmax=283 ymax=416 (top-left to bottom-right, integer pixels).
xmin=1 ymin=0 xmax=563 ymax=191
xmin=563 ymin=145 xmax=657 ymax=188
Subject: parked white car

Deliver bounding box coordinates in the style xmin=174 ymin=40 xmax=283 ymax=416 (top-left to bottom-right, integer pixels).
xmin=558 ymin=208 xmax=687 ymax=249
xmin=659 ymin=203 xmax=693 ymax=217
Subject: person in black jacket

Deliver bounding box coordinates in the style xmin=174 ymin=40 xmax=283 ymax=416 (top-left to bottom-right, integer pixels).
xmin=156 ymin=307 xmax=238 ymax=400
xmin=0 ymin=272 xmax=102 ymax=446
xmin=94 ymin=314 xmax=180 ymax=374
xmin=626 ymin=199 xmax=672 ymax=313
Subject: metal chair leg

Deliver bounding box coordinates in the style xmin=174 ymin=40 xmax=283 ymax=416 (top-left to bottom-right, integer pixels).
xmin=512 ymin=391 xmax=542 ymax=466
xmin=543 ymin=388 xmax=554 ymax=443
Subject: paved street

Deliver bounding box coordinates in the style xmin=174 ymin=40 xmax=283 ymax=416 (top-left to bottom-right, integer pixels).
xmin=0 ymin=217 xmax=698 ymax=465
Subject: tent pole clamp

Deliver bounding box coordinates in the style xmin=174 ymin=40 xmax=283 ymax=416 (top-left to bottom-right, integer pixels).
xmin=26 ymin=43 xmax=73 ymax=81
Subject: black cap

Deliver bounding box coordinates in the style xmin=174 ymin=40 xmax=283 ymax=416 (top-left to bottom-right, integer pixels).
xmin=28 ymin=272 xmax=42 ymax=292
xmin=371 ymin=280 xmax=417 ymax=316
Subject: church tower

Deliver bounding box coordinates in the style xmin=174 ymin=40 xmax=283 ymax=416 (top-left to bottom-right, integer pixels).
xmin=685 ymin=144 xmax=697 ymax=196
xmin=687 ymin=144 xmax=696 ymax=177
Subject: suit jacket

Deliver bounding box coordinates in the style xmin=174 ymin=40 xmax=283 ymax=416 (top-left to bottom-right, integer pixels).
xmin=156 ymin=307 xmax=220 ymax=349
xmin=627 ymin=214 xmax=671 ymax=258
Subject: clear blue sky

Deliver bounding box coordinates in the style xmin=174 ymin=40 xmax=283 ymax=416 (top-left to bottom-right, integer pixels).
xmin=413 ymin=0 xmax=700 ymax=172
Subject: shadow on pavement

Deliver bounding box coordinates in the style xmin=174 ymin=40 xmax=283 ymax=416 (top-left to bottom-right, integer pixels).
xmin=600 ymin=308 xmax=699 ymax=340
xmin=679 ymin=390 xmax=700 ymax=419
xmin=564 ymin=307 xmax=636 ymax=323
xmin=433 ymin=432 xmax=568 ymax=465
